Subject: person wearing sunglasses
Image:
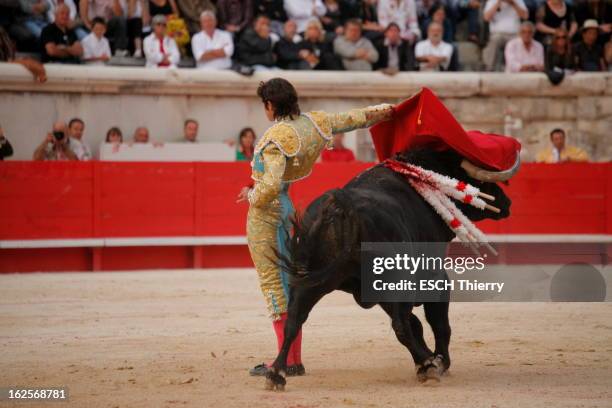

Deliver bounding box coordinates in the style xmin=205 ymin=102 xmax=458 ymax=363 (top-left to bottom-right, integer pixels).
xmin=143 ymin=14 xmax=180 ymax=67
xmin=545 ymin=27 xmax=574 ymax=71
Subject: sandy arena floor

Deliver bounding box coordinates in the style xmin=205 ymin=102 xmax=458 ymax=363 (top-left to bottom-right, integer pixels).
xmin=1 ymin=269 xmax=611 ymax=408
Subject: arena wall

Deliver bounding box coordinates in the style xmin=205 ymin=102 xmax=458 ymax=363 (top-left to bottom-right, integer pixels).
xmin=0 ymin=63 xmax=610 ymax=162
xmin=1 ymin=161 xmax=611 ymax=272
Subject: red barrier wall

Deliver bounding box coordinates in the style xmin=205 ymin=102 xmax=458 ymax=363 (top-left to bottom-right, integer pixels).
xmin=1 ymin=161 xmax=611 ymax=271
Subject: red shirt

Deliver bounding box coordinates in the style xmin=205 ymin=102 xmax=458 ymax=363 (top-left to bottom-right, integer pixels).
xmin=158 ymin=37 xmax=170 ymax=67
xmin=321 ymin=147 xmax=356 ymax=162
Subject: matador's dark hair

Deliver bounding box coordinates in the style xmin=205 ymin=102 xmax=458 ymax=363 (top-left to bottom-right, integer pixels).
xmin=256 ymin=78 xmax=301 ymax=120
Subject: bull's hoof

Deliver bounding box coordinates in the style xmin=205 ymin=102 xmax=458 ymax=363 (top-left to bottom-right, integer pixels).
xmin=416 ymin=366 xmax=439 ymax=383
xmin=416 ymin=355 xmax=445 ymax=383
xmin=264 ymin=371 xmax=287 ymax=391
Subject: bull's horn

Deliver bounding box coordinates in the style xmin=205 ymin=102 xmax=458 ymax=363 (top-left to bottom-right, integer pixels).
xmin=460 ymin=153 xmax=521 ymax=182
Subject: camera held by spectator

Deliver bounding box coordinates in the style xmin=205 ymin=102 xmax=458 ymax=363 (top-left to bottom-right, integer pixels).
xmin=33 ymin=121 xmax=78 ymax=161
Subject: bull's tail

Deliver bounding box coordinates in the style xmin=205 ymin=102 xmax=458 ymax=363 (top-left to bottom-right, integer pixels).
xmin=275 ymin=188 xmax=358 ymax=289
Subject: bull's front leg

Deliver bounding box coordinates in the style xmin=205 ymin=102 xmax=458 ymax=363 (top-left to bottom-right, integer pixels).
xmin=380 ymin=302 xmax=437 ymax=383
xmin=424 ymin=301 xmax=451 ymax=376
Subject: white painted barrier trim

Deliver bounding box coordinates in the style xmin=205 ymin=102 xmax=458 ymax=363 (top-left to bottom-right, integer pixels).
xmin=486 ymin=234 xmax=612 ymax=243
xmin=0 ymin=236 xmax=248 ymax=249
xmin=0 ymin=234 xmax=611 ymax=249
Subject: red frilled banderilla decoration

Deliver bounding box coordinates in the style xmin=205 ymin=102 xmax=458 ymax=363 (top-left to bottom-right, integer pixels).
xmin=371 ymin=88 xmax=522 ymax=255
xmin=382 ymin=158 xmax=499 ymax=255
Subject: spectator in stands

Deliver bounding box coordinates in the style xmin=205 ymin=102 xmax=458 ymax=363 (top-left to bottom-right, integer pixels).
xmin=178 ymin=119 xmax=199 ymax=142
xmin=148 ymin=0 xmax=191 ymax=55
xmin=79 ymin=0 xmax=129 ymax=55
xmin=298 ymin=17 xmax=343 ymax=70
xmin=358 ymin=0 xmax=385 ymax=41
xmin=377 ymin=0 xmax=421 ymax=44
xmin=119 ymin=0 xmax=145 ymax=57
xmin=374 ymin=22 xmax=415 ymax=72
xmin=574 ymin=0 xmax=611 ymax=38
xmin=106 ymin=126 xmax=123 ymax=143
xmin=535 ymin=0 xmax=577 ymax=46
xmin=33 ymin=120 xmax=78 ymax=161
xmin=421 ymin=4 xmax=453 ymax=43
xmin=217 ymin=0 xmax=253 ymax=34
xmin=334 ymin=19 xmax=379 ymax=70
xmin=545 ymin=27 xmax=574 ymax=71
xmin=483 ymin=0 xmax=529 ymax=71
xmin=536 ymin=128 xmax=589 ymax=163
xmin=40 ymin=4 xmax=83 ymax=63
xmin=148 ymin=0 xmax=178 ymax=16
xmin=504 ymin=21 xmax=544 ymax=72
xmin=321 ymin=133 xmax=356 ymax=162
xmin=573 ymin=19 xmax=606 ymax=71
xmin=254 ymin=0 xmax=287 ymax=35
xmin=321 ymin=0 xmax=342 ymax=34
xmin=144 ymin=14 xmax=180 ymax=67
xmin=176 ymin=0 xmax=215 ymax=34
xmin=67 ymin=118 xmax=93 ymax=160
xmin=82 ymin=17 xmax=112 ymax=64
xmin=132 ymin=126 xmax=150 ymax=143
xmin=159 ymin=4 xmax=191 ymax=56
xmin=284 ymin=0 xmax=326 ymax=33
xmin=236 ymin=15 xmax=277 ymax=70
xmin=0 ymin=26 xmax=47 ymax=82
xmin=46 ymin=0 xmax=86 ymax=39
xmin=191 ymin=10 xmax=233 ymax=69
xmin=415 ymin=21 xmax=453 ymax=71
xmin=0 ymin=125 xmax=14 ymax=160
xmin=450 ymin=0 xmax=482 ymax=44
xmin=236 ymin=127 xmax=256 ymax=161
xmin=275 ymin=19 xmax=309 ymax=69
xmin=19 ymin=0 xmax=49 ymax=39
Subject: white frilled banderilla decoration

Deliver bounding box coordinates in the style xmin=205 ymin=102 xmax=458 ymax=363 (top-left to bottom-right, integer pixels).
xmin=383 ymin=159 xmax=499 ymax=256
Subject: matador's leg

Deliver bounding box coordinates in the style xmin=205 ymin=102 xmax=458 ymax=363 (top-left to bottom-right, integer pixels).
xmin=247 ymin=206 xmax=288 ymax=320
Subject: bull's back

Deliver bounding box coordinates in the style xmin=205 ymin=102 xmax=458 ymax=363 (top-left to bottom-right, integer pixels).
xmin=343 ymin=165 xmax=454 ymax=243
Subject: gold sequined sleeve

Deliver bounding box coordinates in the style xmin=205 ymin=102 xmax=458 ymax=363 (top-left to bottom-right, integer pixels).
xmin=327 ymin=104 xmax=394 ymax=134
xmin=248 ymin=142 xmax=287 ymax=208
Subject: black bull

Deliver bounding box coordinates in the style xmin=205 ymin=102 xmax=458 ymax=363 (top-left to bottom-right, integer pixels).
xmin=265 ymin=148 xmax=515 ymax=390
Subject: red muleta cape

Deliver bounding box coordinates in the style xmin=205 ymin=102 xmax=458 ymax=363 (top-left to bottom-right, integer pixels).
xmin=371 ymin=88 xmax=521 ymax=171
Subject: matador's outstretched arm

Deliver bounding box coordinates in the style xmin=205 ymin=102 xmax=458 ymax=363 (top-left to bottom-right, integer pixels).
xmin=327 ymin=103 xmax=395 ymax=134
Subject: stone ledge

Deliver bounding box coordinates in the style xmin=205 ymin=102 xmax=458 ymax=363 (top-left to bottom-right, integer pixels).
xmin=1 ymin=63 xmax=609 ymax=98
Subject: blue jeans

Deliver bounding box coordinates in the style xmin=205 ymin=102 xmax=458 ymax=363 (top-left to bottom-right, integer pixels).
xmin=22 ymin=17 xmax=47 ymax=38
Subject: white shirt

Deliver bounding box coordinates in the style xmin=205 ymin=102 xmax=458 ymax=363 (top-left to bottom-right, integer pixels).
xmin=504 ymin=36 xmax=544 ymax=72
xmin=415 ymin=38 xmax=453 ymax=71
xmin=81 ymin=33 xmax=111 ymax=65
xmin=191 ymin=29 xmax=234 ymax=70
xmin=378 ymin=0 xmax=421 ymax=41
xmin=284 ymin=0 xmax=326 ymax=33
xmin=143 ymin=33 xmax=181 ymax=68
xmin=484 ymin=0 xmax=527 ymax=34
xmin=70 ymin=137 xmax=93 ymax=161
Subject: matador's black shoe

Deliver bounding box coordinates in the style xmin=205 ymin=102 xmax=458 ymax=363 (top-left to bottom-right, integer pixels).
xmin=249 ymin=363 xmax=269 ymax=376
